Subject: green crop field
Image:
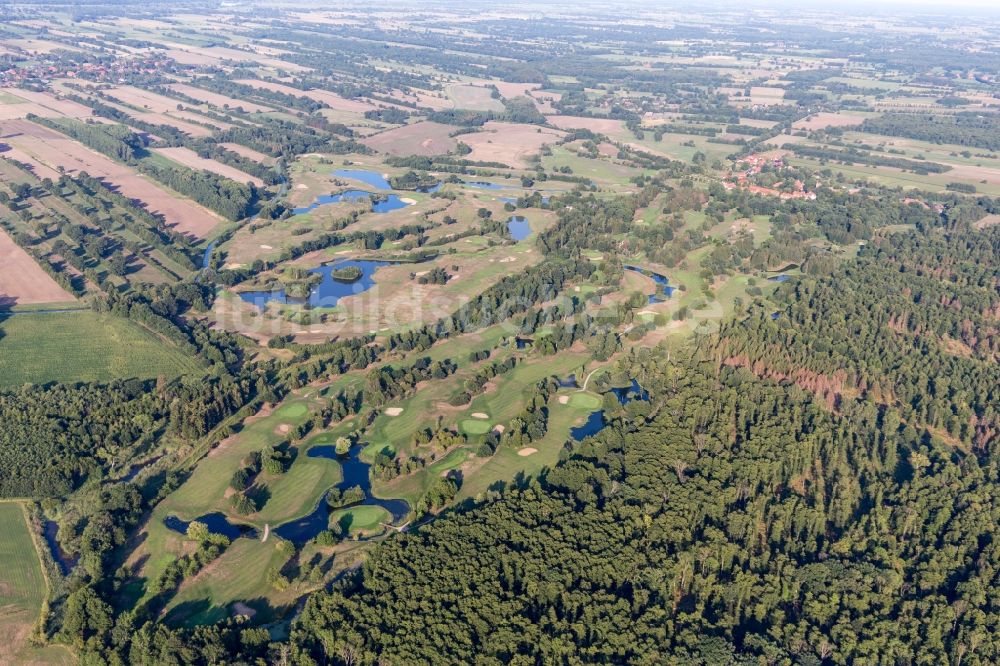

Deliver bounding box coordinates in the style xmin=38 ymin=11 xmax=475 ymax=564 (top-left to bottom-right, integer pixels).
xmin=0 ymin=503 xmax=73 ymax=664
xmin=0 ymin=312 xmax=200 ymax=387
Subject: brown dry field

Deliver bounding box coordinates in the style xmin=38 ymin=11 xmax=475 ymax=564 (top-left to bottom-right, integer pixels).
xmin=792 ymin=112 xmax=868 ymax=131
xmin=0 ymin=88 xmax=93 ymax=120
xmin=0 ymin=228 xmax=75 ymax=305
xmin=361 ymin=121 xmax=457 ymax=156
xmin=1 ymin=119 xmax=222 ymax=238
xmin=234 ymin=79 xmax=375 ymax=113
xmin=546 ymin=114 xmax=626 ymax=135
xmin=388 ymin=88 xmax=453 ymax=111
xmin=974 ymin=214 xmax=1000 ymax=230
xmin=162 ymin=43 xmax=309 ymax=72
xmin=462 ymin=121 xmax=564 ymax=167
xmin=6 ymin=38 xmax=85 ymax=54
xmin=493 ymin=82 xmax=540 ymax=99
xmin=749 ymin=86 xmax=786 ymax=105
xmin=167 ymin=83 xmax=275 ymax=113
xmin=155 ymin=146 xmax=263 ymax=186
xmin=221 ymin=143 xmax=276 ymax=165
xmin=107 ymin=85 xmax=187 ymax=114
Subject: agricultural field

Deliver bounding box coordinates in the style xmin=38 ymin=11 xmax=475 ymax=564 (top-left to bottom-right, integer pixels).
xmin=0 ymin=503 xmax=72 ymax=665
xmin=0 ymin=311 xmax=201 ymax=387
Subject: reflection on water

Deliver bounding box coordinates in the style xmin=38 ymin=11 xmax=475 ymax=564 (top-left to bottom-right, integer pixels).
xmin=273 ymin=443 xmax=409 ymax=544
xmin=238 ymin=260 xmax=393 ymax=310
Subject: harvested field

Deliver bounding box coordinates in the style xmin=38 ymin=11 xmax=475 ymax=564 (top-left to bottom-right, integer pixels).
xmin=493 ymin=82 xmax=540 ymax=99
xmin=974 ymin=214 xmax=1000 ymax=229
xmin=388 ymin=88 xmax=453 ymax=111
xmin=461 ymin=121 xmax=564 ymax=167
xmin=164 ymin=43 xmax=309 ymax=72
xmin=792 ymin=112 xmax=868 ymax=131
xmin=362 ymin=121 xmax=457 ymax=156
xmin=0 ymin=229 xmax=75 ymax=306
xmin=2 ymin=119 xmax=223 ymax=238
xmin=749 ymin=86 xmax=786 ymax=105
xmin=0 ymin=88 xmax=93 ymax=119
xmin=445 ymin=83 xmax=504 ymax=112
xmin=154 ymin=146 xmax=264 ymax=186
xmin=106 ymin=85 xmax=188 ymax=114
xmin=546 ymin=114 xmax=625 ymax=135
xmin=221 ymin=143 xmax=276 ymax=164
xmin=234 ymin=79 xmax=375 ymax=112
xmin=168 ymin=83 xmax=275 ymax=113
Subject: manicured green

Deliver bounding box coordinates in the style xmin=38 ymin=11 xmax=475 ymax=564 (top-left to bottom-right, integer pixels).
xmin=331 ymin=505 xmax=390 ymax=533
xmin=460 ymin=419 xmax=493 ymax=435
xmin=568 ymin=392 xmax=601 ymax=409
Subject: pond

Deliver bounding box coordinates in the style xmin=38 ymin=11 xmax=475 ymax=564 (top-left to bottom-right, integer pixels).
xmin=333 ymin=169 xmax=392 ymax=190
xmin=238 ymin=259 xmax=393 ymax=310
xmin=462 ymin=180 xmax=506 ymax=190
xmin=624 ymin=265 xmax=675 ymax=302
xmin=558 ymin=373 xmax=579 ymax=388
xmin=508 ymin=216 xmax=531 ymax=241
xmin=768 ymin=274 xmax=791 ymax=283
xmin=43 ymin=520 xmax=78 ymax=575
xmin=293 ymin=190 xmax=410 ymax=215
xmin=570 ymin=379 xmax=649 ymax=441
xmin=499 ymin=195 xmax=550 ymax=205
xmin=164 ymin=512 xmax=256 ymax=541
xmin=274 ymin=443 xmax=409 ymax=544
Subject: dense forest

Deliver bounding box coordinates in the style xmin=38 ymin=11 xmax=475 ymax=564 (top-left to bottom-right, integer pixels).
xmin=44 ymin=218 xmax=1000 ymax=665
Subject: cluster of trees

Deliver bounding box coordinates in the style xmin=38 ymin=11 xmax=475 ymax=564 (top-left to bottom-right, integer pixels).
xmin=30 ymin=115 xmax=143 ymax=162
xmin=858 ymin=112 xmax=1000 ymax=151
xmin=450 ymin=355 xmax=518 ymax=406
xmin=783 ymin=143 xmax=952 ymax=174
xmin=150 ymin=524 xmax=230 ymax=597
xmin=139 ymin=161 xmax=257 ymax=221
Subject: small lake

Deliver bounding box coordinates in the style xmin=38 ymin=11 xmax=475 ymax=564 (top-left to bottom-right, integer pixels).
xmin=463 ymin=180 xmax=506 ymax=190
xmin=43 ymin=521 xmax=78 ymax=575
xmin=558 ymin=373 xmax=579 ymax=388
xmin=768 ymin=274 xmax=791 ymax=283
xmin=499 ymin=195 xmax=550 ymax=205
xmin=293 ymin=190 xmax=410 ymax=215
xmin=570 ymin=379 xmax=649 ymax=441
xmin=164 ymin=512 xmax=256 ymax=541
xmin=274 ymin=443 xmax=409 ymax=544
xmin=624 ymin=265 xmax=674 ymax=302
xmin=508 ymin=216 xmax=531 ymax=241
xmin=333 ymin=169 xmax=392 ymax=190
xmin=239 ymin=259 xmax=393 ymax=310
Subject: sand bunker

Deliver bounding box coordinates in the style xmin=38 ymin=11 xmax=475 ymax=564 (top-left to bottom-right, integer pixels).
xmin=400 ymin=197 xmax=417 ymax=205
xmin=518 ymin=447 xmax=538 ymax=457
xmin=385 ymin=407 xmax=404 ymax=416
xmin=492 ymin=424 xmax=506 ymax=434
xmin=471 ymin=412 xmax=489 ymax=419
xmin=277 ymin=424 xmax=290 ymax=434
xmin=500 ymin=256 xmax=516 ymax=263
xmin=558 ymin=395 xmax=570 ymax=404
